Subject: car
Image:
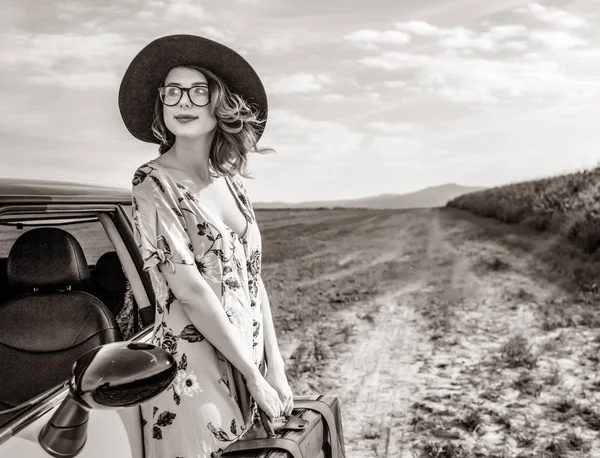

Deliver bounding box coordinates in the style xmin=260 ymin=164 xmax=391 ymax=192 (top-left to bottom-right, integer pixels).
xmin=0 ymin=177 xmax=175 ymax=458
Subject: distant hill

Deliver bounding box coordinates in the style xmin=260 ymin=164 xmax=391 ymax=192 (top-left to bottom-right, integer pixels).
xmin=254 ymin=183 xmax=487 ymax=209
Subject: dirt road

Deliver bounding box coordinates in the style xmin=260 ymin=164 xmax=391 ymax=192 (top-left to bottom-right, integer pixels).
xmin=258 ymin=207 xmax=600 ymax=458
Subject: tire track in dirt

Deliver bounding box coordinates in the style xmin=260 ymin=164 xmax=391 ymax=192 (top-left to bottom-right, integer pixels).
xmin=276 ymin=210 xmax=436 ymax=457
xmin=327 ymin=283 xmax=433 ymax=458
xmin=302 ymin=207 xmax=600 ymax=457
xmin=309 ymin=211 xmax=457 ymax=458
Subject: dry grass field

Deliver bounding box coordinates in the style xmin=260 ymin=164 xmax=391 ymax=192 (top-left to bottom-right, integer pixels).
xmin=447 ymin=166 xmax=600 ymax=256
xmin=257 ymin=207 xmax=600 ymax=458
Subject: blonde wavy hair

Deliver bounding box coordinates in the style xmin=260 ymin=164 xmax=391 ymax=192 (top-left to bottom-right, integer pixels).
xmin=151 ymin=65 xmax=274 ymax=179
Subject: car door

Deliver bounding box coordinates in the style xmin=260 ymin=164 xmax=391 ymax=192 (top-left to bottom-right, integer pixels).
xmin=0 ymin=405 xmax=144 ymax=458
xmin=0 ymin=206 xmax=157 ymax=458
xmin=0 ymin=324 xmax=156 ymax=458
xmin=0 ymin=324 xmax=160 ymax=458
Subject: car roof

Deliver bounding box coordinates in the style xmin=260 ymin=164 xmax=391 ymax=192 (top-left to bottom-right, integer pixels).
xmin=0 ymin=178 xmax=132 ymax=205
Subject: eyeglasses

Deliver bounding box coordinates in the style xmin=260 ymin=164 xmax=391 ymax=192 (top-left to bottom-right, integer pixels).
xmin=158 ymin=85 xmax=211 ymax=107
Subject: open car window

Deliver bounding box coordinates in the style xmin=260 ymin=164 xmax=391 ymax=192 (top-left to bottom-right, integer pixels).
xmin=0 ymin=219 xmax=115 ymax=264
xmin=0 ymin=212 xmax=135 ymax=426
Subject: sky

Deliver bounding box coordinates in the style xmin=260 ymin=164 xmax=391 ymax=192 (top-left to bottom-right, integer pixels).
xmin=1 ymin=0 xmax=599 ymax=203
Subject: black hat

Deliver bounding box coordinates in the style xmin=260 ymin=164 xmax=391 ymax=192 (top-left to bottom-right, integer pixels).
xmin=118 ymin=34 xmax=268 ymax=144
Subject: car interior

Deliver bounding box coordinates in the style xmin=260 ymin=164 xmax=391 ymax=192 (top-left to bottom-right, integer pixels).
xmin=0 ymin=216 xmax=150 ymax=414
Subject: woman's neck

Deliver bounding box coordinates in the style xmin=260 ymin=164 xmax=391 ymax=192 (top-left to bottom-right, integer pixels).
xmin=169 ymin=132 xmax=215 ymax=182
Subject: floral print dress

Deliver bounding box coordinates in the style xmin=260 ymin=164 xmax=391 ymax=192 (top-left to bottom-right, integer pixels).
xmin=131 ymin=161 xmax=266 ymax=458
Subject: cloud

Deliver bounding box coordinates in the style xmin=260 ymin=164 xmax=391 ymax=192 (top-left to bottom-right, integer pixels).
xmin=199 ymin=26 xmax=234 ymax=42
xmin=165 ymin=0 xmax=206 ymax=19
xmin=259 ymin=111 xmax=423 ymax=171
xmin=1 ymin=32 xmax=131 ymax=69
xmin=343 ymin=21 xmax=527 ymax=51
xmin=437 ymin=27 xmax=498 ymax=52
xmin=322 ymin=94 xmax=345 ymax=102
xmin=242 ymin=36 xmax=295 ymax=55
xmin=529 ymin=30 xmax=588 ymax=49
xmin=505 ymin=41 xmax=528 ymax=50
xmin=268 ymin=73 xmax=333 ymax=94
xmin=485 ymin=24 xmax=529 ymax=41
xmin=367 ymin=121 xmax=417 ymax=134
xmin=393 ymin=20 xmax=443 ymax=36
xmin=158 ymin=0 xmax=206 ymax=20
xmin=350 ymin=13 xmax=596 ymax=105
xmin=52 ymin=0 xmax=210 ymax=34
xmin=382 ymin=16 xmax=590 ymax=55
xmin=430 ymin=85 xmax=499 ymax=104
xmin=260 ymin=109 xmax=366 ymax=159
xmin=365 ymin=136 xmax=423 ymax=162
xmin=0 ymin=31 xmax=137 ymax=89
xmin=382 ymin=80 xmax=407 ymax=88
xmin=514 ymin=2 xmax=589 ymax=29
xmin=359 ymin=51 xmax=580 ymax=104
xmin=27 ymin=71 xmax=121 ymax=89
xmin=359 ymin=52 xmax=430 ymax=70
xmin=393 ymin=21 xmax=529 ymax=52
xmin=343 ymin=29 xmax=410 ymax=50
xmin=55 ymin=2 xmax=108 ymax=20
xmin=438 ymin=25 xmax=530 ymax=52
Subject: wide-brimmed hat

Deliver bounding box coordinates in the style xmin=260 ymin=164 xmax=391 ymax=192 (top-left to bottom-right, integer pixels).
xmin=118 ymin=34 xmax=268 ymax=144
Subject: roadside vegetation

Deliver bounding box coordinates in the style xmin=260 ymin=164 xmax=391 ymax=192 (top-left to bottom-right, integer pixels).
xmin=447 ymin=165 xmax=600 ymax=256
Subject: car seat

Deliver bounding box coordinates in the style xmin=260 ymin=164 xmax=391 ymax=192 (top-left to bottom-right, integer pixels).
xmin=0 ymin=228 xmax=122 ymax=409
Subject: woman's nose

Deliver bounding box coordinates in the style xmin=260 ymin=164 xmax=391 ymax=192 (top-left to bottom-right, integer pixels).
xmin=179 ymin=90 xmax=192 ymax=108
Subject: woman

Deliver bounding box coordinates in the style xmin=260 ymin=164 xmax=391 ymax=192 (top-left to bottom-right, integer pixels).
xmin=118 ymin=34 xmax=293 ymax=458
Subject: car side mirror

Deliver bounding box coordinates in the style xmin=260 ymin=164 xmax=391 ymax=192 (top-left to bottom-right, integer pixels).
xmin=38 ymin=341 xmax=177 ymax=458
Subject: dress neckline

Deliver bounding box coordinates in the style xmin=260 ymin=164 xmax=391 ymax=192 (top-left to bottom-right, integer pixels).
xmin=148 ymin=161 xmax=251 ymax=241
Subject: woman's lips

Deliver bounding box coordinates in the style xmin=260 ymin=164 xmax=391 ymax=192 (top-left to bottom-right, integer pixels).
xmin=175 ymin=115 xmax=198 ymax=124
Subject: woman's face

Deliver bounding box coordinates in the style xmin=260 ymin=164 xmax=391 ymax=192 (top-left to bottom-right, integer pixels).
xmin=161 ymin=67 xmax=217 ymax=140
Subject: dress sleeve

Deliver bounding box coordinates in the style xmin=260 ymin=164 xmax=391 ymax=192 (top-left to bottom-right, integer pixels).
xmin=131 ymin=167 xmax=195 ymax=272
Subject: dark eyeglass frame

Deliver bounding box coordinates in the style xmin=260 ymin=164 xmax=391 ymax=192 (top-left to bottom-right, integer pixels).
xmin=157 ymin=85 xmax=211 ymax=107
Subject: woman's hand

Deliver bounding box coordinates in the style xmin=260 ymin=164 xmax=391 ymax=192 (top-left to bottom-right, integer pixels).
xmin=245 ymin=371 xmax=284 ymax=421
xmin=265 ymin=364 xmax=294 ymax=417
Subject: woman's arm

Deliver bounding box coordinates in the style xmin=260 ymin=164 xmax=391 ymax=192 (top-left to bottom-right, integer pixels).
xmin=159 ymin=262 xmax=284 ymax=419
xmin=258 ymin=277 xmax=294 ymax=416
xmin=163 ymin=263 xmax=258 ymax=377
xmin=258 ymin=278 xmax=285 ymax=371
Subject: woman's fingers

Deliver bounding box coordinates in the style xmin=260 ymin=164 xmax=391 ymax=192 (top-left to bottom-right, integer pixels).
xmin=283 ymin=397 xmax=293 ymax=416
xmin=249 ymin=375 xmax=287 ymax=421
xmin=265 ymin=393 xmax=283 ymax=421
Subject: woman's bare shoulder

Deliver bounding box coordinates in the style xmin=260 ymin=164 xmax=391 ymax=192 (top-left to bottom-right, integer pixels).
xmin=131 ymin=160 xmax=172 ymax=196
xmin=133 ymin=160 xmax=159 ymax=177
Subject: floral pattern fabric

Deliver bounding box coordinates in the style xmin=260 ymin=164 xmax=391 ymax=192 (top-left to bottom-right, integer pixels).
xmin=131 ymin=161 xmax=266 ymax=458
xmin=115 ymin=280 xmax=143 ymax=340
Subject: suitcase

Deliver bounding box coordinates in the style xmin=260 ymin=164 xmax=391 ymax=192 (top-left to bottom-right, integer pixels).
xmin=221 ymin=394 xmax=347 ymax=458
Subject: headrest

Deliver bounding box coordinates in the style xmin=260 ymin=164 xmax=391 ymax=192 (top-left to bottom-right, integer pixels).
xmin=93 ymin=251 xmax=126 ymax=293
xmin=7 ymin=228 xmax=90 ymax=289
